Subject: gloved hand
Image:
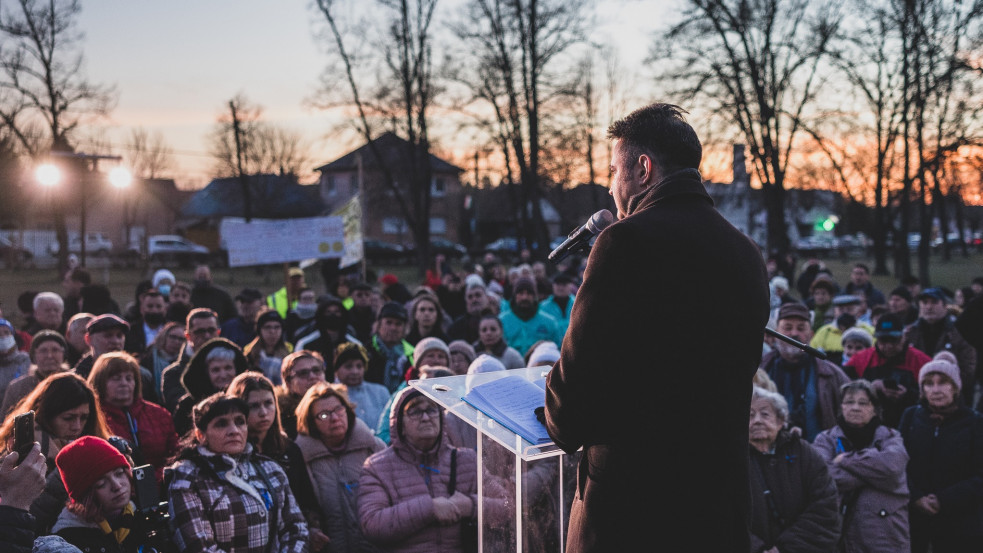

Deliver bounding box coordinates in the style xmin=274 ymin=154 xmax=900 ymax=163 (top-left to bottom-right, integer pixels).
xmin=433 ymin=496 xmax=461 ymax=524
xmin=449 ymin=491 xmax=474 ymax=519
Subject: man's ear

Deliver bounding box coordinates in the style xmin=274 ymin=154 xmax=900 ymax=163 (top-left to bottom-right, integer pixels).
xmin=637 ymin=154 xmax=656 ymax=186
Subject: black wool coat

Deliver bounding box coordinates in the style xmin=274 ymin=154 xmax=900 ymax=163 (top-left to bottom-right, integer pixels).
xmin=545 ymin=169 xmax=771 ymax=553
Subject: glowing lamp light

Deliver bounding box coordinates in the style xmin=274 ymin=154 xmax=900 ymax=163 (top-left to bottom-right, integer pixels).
xmin=36 ymin=163 xmax=61 ymax=187
xmin=108 ymin=167 xmax=132 ymax=189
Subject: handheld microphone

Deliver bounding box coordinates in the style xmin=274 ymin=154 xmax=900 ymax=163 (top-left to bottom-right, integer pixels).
xmin=548 ymin=209 xmax=614 ymax=263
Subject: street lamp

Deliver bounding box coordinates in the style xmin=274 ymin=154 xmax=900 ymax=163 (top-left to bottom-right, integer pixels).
xmin=35 ymin=163 xmax=61 ymax=187
xmin=35 ymin=153 xmax=131 ymax=267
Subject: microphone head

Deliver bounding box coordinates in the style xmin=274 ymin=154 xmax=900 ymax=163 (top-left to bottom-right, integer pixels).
xmin=586 ymin=209 xmax=614 ymax=234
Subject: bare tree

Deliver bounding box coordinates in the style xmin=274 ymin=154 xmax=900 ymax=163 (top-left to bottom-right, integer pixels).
xmin=125 ymin=127 xmax=173 ymax=179
xmin=208 ymin=95 xmax=311 ymax=179
xmin=450 ymin=0 xmax=591 ymax=256
xmin=653 ymin=0 xmax=841 ymax=275
xmin=0 ymin=0 xmax=116 ymax=271
xmin=311 ymin=0 xmax=440 ymax=274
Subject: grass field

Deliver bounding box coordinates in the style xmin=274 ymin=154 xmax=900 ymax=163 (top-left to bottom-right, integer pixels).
xmin=1 ymin=250 xmax=981 ymax=329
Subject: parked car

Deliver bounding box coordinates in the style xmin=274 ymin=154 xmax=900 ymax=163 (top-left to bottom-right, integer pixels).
xmin=0 ymin=236 xmax=33 ymax=263
xmin=145 ymin=235 xmax=210 ymax=266
xmin=47 ymin=232 xmax=113 ymax=257
xmin=482 ymin=237 xmax=521 ymax=256
xmin=363 ymin=239 xmax=407 ymax=264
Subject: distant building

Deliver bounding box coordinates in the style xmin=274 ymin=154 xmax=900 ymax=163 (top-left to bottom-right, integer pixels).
xmin=314 ymin=132 xmax=465 ymax=246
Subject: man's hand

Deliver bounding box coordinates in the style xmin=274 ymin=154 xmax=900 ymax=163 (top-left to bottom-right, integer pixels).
xmin=914 ymin=494 xmax=940 ymax=515
xmin=882 ymin=384 xmax=906 ymax=401
xmin=764 ymin=547 xmax=780 ymax=553
xmin=0 ymin=443 xmax=46 ymax=510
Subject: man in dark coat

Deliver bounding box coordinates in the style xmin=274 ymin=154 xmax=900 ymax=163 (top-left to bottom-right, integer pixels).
xmin=544 ymin=103 xmax=771 ymax=553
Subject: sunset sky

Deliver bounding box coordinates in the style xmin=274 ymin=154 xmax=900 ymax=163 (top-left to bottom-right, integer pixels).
xmin=74 ymin=0 xmax=662 ymax=189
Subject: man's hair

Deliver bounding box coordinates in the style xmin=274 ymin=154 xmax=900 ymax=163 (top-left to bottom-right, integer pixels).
xmin=68 ymin=267 xmax=92 ymax=285
xmin=34 ymin=291 xmax=64 ymax=311
xmin=185 ymin=307 xmax=218 ymax=329
xmin=607 ymin=103 xmax=702 ymax=174
xmin=853 ymin=263 xmax=870 ymax=274
xmin=139 ymin=288 xmax=163 ymax=303
xmin=172 ymin=281 xmax=192 ymax=294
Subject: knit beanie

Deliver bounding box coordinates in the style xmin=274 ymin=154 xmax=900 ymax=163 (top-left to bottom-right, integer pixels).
xmin=152 ymin=269 xmax=176 ymax=288
xmin=413 ymin=337 xmax=450 ymax=367
xmin=334 ymin=342 xmax=369 ymax=371
xmin=447 ymin=340 xmax=476 ymax=365
xmin=0 ymin=318 xmax=13 ymax=333
xmin=918 ymin=358 xmax=962 ymax=391
xmin=467 ymin=353 xmax=506 ymax=375
xmin=840 ymin=327 xmax=873 ymax=348
xmin=31 ymin=330 xmax=67 ymax=356
xmin=256 ymin=309 xmax=283 ymax=329
xmin=513 ymin=276 xmax=537 ymax=298
xmin=933 ymin=351 xmax=958 ymax=366
xmin=56 ymin=436 xmax=130 ymax=502
xmin=528 ymin=341 xmax=561 ymax=366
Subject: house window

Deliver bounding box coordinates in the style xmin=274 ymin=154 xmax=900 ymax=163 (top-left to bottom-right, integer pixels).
xmin=431 ymin=177 xmax=446 ymax=197
xmin=325 ymin=175 xmax=336 ymax=196
xmin=383 ymin=217 xmax=408 ymax=235
xmin=429 ymin=218 xmax=446 ymax=235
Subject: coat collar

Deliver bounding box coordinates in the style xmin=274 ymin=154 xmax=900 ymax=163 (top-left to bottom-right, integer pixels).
xmin=625 ymin=168 xmax=712 ymax=216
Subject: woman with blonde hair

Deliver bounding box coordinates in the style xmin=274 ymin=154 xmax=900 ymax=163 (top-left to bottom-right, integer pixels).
xmin=295 ymin=381 xmax=385 ymax=552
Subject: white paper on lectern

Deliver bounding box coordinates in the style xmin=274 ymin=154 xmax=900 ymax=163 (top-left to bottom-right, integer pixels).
xmin=462 ymin=375 xmax=551 ymax=444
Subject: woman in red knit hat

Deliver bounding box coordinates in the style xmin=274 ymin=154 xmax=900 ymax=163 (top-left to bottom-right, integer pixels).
xmin=51 ymin=435 xmax=160 ymax=553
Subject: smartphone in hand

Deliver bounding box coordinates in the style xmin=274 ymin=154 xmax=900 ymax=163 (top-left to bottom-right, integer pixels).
xmin=132 ymin=464 xmax=159 ymax=510
xmin=13 ymin=410 xmax=35 ymax=466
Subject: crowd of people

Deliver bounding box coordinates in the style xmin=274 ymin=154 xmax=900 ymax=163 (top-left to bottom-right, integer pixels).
xmin=0 ymin=253 xmax=980 ymax=552
xmin=0 ymin=255 xmax=570 ymax=553
xmin=752 ymin=260 xmax=983 ymax=553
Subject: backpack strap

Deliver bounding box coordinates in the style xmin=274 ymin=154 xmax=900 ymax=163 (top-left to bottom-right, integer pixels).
xmin=448 ymin=448 xmax=458 ymax=495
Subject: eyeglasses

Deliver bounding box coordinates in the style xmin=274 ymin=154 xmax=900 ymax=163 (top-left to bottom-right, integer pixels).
xmin=842 ymin=400 xmax=873 ymax=407
xmin=191 ymin=327 xmax=219 ymax=336
xmin=292 ymin=367 xmax=325 ymax=379
xmin=405 ymin=406 xmax=440 ymax=420
xmin=316 ymin=406 xmax=347 ymax=420
xmin=166 ymin=334 xmax=186 ymax=342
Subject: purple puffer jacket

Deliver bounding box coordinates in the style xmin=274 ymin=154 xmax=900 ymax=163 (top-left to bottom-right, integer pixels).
xmin=357 ymin=387 xmax=476 ymax=553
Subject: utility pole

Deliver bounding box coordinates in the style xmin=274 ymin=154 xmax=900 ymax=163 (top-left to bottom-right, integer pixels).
xmin=230 ymin=100 xmax=253 ymax=222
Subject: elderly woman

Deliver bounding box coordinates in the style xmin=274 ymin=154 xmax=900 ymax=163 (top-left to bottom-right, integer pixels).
xmin=748 ymin=386 xmax=841 ymax=553
xmin=167 ymin=393 xmax=308 ymax=553
xmin=1 ymin=330 xmax=70 ymax=416
xmin=172 ymin=337 xmax=248 ymax=438
xmin=358 ymin=387 xmax=478 ymax=552
xmin=899 ymin=353 xmax=983 ymax=553
xmin=87 ymin=351 xmax=179 ymax=483
xmin=813 ymin=380 xmax=910 ymax=552
xmin=295 ymin=382 xmax=386 ymax=553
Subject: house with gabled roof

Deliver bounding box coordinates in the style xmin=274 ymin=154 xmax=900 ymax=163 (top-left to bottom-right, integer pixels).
xmin=314 ymin=132 xmax=466 ymax=246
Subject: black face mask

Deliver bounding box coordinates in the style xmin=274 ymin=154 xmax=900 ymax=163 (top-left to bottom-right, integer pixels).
xmin=321 ymin=313 xmax=345 ymax=332
xmin=144 ymin=312 xmax=166 ymax=327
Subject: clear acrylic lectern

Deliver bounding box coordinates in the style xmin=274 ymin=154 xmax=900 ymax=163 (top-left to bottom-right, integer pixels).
xmin=411 ymin=367 xmax=579 ymax=553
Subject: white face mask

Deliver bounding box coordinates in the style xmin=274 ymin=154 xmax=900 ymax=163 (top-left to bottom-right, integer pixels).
xmin=0 ymin=335 xmax=16 ymax=352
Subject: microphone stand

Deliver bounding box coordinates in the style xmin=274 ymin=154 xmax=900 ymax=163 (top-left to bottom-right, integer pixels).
xmin=764 ymin=328 xmax=827 ymax=360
